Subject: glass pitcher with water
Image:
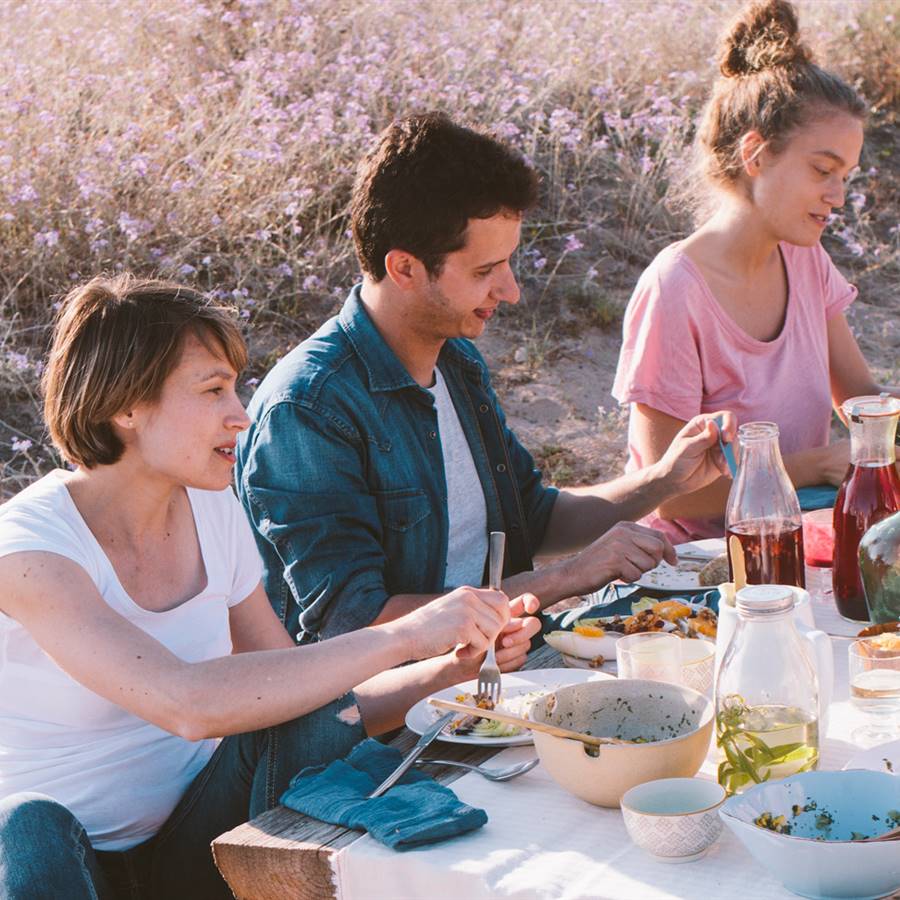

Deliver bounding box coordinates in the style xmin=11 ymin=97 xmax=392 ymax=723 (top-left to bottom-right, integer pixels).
xmin=725 ymin=422 xmax=805 ymax=588
xmin=833 ymin=394 xmax=900 ymax=622
xmin=716 ymin=585 xmax=822 ymax=795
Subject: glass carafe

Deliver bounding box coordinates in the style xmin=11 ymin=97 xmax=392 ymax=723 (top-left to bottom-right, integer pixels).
xmin=833 ymin=395 xmax=900 ymax=622
xmin=716 ymin=585 xmax=820 ymax=795
xmin=726 ymin=422 xmax=805 ymax=588
xmin=859 ymin=510 xmax=900 ymax=624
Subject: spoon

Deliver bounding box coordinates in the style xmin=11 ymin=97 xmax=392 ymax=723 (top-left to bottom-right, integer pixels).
xmin=428 ymin=697 xmax=632 ymax=748
xmin=729 ymin=534 xmax=747 ymax=593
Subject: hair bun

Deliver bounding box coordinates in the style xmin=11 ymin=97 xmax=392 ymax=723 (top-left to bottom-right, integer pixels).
xmin=719 ymin=0 xmax=813 ymax=78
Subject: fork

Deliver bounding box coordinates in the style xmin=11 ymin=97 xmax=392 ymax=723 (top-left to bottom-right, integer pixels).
xmin=477 ymin=531 xmax=506 ymax=704
xmin=414 ymin=757 xmax=538 ymax=781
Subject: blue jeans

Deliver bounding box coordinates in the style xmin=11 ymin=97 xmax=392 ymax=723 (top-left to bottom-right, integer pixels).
xmin=0 ymin=694 xmax=365 ymax=900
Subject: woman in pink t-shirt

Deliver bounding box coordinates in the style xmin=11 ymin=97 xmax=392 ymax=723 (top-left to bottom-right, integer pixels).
xmin=612 ymin=0 xmax=899 ymax=542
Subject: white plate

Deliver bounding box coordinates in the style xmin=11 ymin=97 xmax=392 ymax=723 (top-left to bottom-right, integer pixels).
xmin=635 ymin=539 xmax=726 ymax=591
xmin=843 ymin=738 xmax=900 ymax=776
xmin=405 ymin=668 xmax=614 ymax=746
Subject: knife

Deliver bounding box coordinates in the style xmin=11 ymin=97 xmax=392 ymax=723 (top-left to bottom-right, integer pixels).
xmin=367 ymin=711 xmax=456 ymax=799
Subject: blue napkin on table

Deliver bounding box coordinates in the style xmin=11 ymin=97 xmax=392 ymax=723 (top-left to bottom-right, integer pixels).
xmin=279 ymin=738 xmax=487 ymax=850
xmin=541 ymin=583 xmax=721 ymax=635
xmin=797 ymin=484 xmax=838 ymax=511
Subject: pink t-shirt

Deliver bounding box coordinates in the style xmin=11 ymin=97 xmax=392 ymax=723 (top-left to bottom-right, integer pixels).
xmin=612 ymin=240 xmax=856 ymax=542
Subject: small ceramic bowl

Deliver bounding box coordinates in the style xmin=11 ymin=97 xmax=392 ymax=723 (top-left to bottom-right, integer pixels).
xmin=621 ymin=777 xmax=726 ymax=863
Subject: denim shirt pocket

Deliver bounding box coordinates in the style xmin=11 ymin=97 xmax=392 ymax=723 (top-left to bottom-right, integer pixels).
xmin=374 ymin=488 xmax=435 ymax=591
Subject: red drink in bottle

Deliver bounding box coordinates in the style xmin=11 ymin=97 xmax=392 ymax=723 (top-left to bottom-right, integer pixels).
xmin=832 ymin=395 xmax=900 ymax=623
xmin=833 ymin=462 xmax=900 ymax=621
xmin=725 ymin=422 xmax=805 ymax=589
xmin=726 ymin=521 xmax=806 ymax=587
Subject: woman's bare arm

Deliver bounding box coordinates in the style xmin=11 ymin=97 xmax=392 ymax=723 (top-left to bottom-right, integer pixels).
xmin=0 ymin=552 xmax=508 ymax=741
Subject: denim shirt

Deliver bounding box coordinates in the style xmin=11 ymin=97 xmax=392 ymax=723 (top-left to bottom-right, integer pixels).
xmin=235 ymin=286 xmax=558 ymax=642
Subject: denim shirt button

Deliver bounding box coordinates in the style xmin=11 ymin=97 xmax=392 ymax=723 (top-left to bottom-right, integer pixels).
xmin=496 ymin=463 xmax=506 ymax=473
xmin=428 ymin=430 xmax=437 ymax=439
xmin=478 ymin=404 xmax=489 ymax=413
xmin=510 ymin=522 xmax=520 ymax=531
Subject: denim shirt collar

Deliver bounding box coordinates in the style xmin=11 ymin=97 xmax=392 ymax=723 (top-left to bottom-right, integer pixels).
xmin=339 ymin=284 xmax=487 ymax=393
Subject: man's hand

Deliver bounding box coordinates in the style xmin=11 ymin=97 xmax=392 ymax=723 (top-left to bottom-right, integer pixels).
xmin=562 ymin=522 xmax=676 ymax=597
xmin=495 ymin=593 xmax=541 ymax=672
xmin=655 ymin=411 xmax=737 ymax=495
xmin=392 ymin=586 xmax=510 ymax=662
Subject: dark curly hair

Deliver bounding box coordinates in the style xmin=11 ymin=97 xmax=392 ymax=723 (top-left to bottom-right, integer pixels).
xmin=350 ymin=112 xmax=539 ymax=281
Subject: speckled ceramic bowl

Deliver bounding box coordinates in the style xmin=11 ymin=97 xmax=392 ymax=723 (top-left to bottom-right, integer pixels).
xmin=528 ymin=679 xmax=714 ymax=808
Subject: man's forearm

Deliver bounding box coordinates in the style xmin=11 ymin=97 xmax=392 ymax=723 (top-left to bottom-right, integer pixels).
xmin=370 ymin=593 xmax=442 ymax=625
xmin=355 ymin=651 xmax=474 ymax=735
xmin=538 ymin=462 xmax=675 ymax=558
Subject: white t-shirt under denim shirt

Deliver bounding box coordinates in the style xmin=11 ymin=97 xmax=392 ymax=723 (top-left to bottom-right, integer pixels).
xmin=0 ymin=471 xmax=262 ymax=850
xmin=428 ymin=369 xmax=489 ymax=589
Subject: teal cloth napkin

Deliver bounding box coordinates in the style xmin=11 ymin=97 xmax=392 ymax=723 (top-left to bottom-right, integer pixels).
xmin=797 ymin=485 xmax=837 ymax=511
xmin=279 ymin=738 xmax=488 ymax=850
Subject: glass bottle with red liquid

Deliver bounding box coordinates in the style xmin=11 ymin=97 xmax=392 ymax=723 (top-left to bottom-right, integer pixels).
xmin=726 ymin=422 xmax=805 ymax=588
xmin=832 ymin=394 xmax=900 ymax=622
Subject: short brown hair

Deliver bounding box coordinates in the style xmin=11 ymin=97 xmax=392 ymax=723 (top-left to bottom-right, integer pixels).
xmin=695 ymin=0 xmax=866 ymax=199
xmin=350 ymin=112 xmax=539 ymax=281
xmin=42 ymin=274 xmax=247 ymax=468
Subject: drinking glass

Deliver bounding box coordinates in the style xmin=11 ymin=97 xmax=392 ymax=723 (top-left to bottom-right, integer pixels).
xmin=848 ymin=637 xmax=900 ymax=748
xmin=616 ymin=633 xmax=683 ymax=684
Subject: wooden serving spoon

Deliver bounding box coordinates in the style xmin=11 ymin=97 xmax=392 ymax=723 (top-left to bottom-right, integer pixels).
xmin=729 ymin=534 xmax=747 ymax=594
xmin=428 ymin=697 xmax=632 ymax=748
xmin=862 ymin=824 xmax=900 ymax=842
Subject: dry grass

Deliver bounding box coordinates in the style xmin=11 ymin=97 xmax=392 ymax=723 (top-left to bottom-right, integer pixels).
xmin=1 ymin=0 xmax=898 ymax=496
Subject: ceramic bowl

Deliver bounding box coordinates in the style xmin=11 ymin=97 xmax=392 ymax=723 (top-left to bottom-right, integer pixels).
xmin=528 ymin=679 xmax=714 ymax=808
xmin=621 ymin=777 xmax=726 ymax=862
xmin=720 ymin=770 xmax=900 ymax=899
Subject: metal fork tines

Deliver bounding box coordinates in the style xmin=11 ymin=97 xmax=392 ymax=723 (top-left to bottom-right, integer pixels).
xmin=414 ymin=757 xmax=538 ymax=782
xmin=477 ymin=531 xmax=506 ymax=704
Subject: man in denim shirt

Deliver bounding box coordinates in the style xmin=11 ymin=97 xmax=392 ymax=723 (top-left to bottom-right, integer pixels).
xmin=236 ymin=113 xmax=735 ymax=652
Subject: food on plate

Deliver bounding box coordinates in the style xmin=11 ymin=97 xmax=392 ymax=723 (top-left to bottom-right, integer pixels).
xmin=855 ymin=630 xmax=900 ymax=655
xmin=443 ymin=691 xmax=540 ymax=739
xmin=689 ymin=607 xmax=718 ymax=639
xmin=698 ymin=553 xmax=730 ymax=586
xmin=624 ymin=609 xmax=667 ymax=634
xmin=652 ymin=600 xmax=693 ymax=621
xmin=588 ymin=601 xmax=718 ymax=640
xmin=857 ymin=621 xmax=900 ymax=637
xmin=573 ymin=623 xmax=606 ymax=638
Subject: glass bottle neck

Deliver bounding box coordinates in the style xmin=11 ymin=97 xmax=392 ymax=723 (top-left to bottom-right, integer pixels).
xmin=848 ymin=415 xmax=899 ymax=466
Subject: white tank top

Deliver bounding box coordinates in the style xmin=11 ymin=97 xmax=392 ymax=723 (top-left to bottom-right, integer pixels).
xmin=0 ymin=472 xmax=262 ymax=850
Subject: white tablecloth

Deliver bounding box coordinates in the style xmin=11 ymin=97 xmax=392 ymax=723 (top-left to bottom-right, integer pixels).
xmin=334 ymin=581 xmax=875 ymax=900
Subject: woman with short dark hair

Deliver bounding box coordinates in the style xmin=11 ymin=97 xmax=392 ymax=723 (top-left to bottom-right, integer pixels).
xmin=0 ymin=274 xmax=520 ymax=899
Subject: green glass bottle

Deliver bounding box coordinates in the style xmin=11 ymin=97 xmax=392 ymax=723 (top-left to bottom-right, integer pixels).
xmin=860 ymin=510 xmax=900 ymax=624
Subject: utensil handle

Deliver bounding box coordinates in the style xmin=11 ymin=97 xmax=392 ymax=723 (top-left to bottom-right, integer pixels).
xmin=428 ymin=697 xmax=623 ymax=747
xmin=489 ymin=531 xmax=506 ymax=591
xmin=368 ymin=711 xmax=455 ymax=798
xmin=729 ymin=534 xmax=747 ymax=594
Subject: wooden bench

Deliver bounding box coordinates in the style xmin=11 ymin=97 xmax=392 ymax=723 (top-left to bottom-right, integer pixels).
xmin=213 ymin=643 xmax=561 ymax=900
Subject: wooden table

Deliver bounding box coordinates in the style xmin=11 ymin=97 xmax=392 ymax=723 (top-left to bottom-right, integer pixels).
xmin=212 ymin=567 xmax=860 ymax=900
